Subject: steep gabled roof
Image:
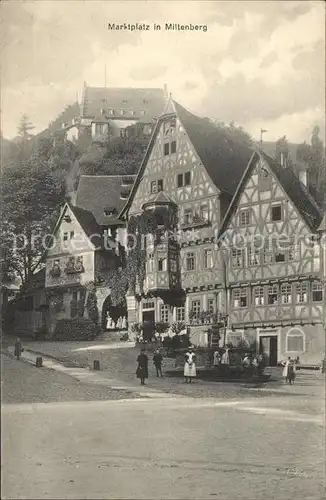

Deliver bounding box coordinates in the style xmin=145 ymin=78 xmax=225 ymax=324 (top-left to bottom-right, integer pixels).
xmin=219 ymin=150 xmax=323 ymax=237
xmin=317 ymin=213 xmax=326 ymax=232
xmin=120 ymin=101 xmax=253 ymax=217
xmin=82 ymin=86 xmax=166 ymax=122
xmin=260 ymin=140 xmax=308 ymax=171
xmin=75 ymin=175 xmax=135 ymax=225
xmin=174 ymin=102 xmax=253 ymax=195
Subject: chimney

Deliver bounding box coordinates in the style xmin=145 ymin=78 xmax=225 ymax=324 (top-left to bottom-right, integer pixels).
xmin=163 ymin=83 xmax=168 ymax=98
xmin=299 ymin=168 xmax=308 ymax=187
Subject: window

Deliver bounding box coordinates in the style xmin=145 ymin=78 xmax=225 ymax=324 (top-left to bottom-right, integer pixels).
xmin=140 ymin=110 xmax=146 ymax=115
xmin=233 ymin=288 xmax=247 ymax=308
xmin=169 ymin=254 xmax=177 ymax=272
xmin=268 ymin=285 xmax=278 ymax=305
xmin=63 ymin=232 xmax=68 ymax=241
xmin=151 ymin=179 xmax=163 ymax=194
xmin=204 ymin=249 xmax=213 ymax=269
xmin=258 ymin=166 xmax=271 ymax=190
xmin=186 ymin=252 xmax=195 ymax=271
xmin=158 ymin=257 xmax=167 ymax=272
xmin=184 ymin=172 xmax=191 ymax=186
xmin=208 ymin=298 xmax=215 ymax=313
xmin=240 ymin=209 xmax=251 ymax=226
xmin=248 ymin=246 xmax=260 ymax=266
xmin=171 ymin=140 xmax=176 ymax=154
xmin=120 ymin=109 xmax=124 ymax=116
xmin=286 ymin=330 xmax=305 ymax=352
xmin=164 ymin=141 xmax=176 ymax=155
xmin=176 ymin=306 xmax=185 ymax=322
xmin=281 ymin=284 xmax=292 ymax=304
xmin=312 ymin=282 xmax=323 ymax=302
xmin=271 ymin=204 xmax=282 ymax=221
xmin=231 ymin=248 xmax=243 ymax=268
xmin=95 ymin=123 xmax=103 ymax=135
xmin=164 ymin=143 xmax=170 ymax=156
xmin=263 ymin=244 xmax=273 ymax=264
xmin=177 ymin=172 xmax=191 ymax=188
xmin=275 ymin=251 xmax=285 ymax=262
xmin=296 ymin=283 xmax=308 ymax=303
xmin=164 ymin=119 xmax=176 ymax=137
xmin=191 ymin=300 xmax=201 ymax=316
xmin=254 ymin=287 xmax=264 ymax=306
xmin=289 ymin=243 xmax=299 ymax=261
xmin=147 ymin=253 xmax=154 ymax=272
xmin=143 ymin=301 xmax=155 ymax=310
xmin=72 ymin=291 xmax=78 ymax=301
xmin=184 ymin=208 xmax=192 ymax=224
xmin=160 ymin=304 xmax=169 ymax=323
xmin=108 ymin=109 xmax=114 ymax=115
xmin=200 ymin=204 xmax=209 ymax=221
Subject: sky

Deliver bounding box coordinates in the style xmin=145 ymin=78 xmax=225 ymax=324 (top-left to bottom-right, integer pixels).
xmin=1 ymin=0 xmax=325 ymax=143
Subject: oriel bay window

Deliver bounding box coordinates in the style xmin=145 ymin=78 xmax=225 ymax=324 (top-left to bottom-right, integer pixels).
xmin=296 ymin=283 xmax=308 ymax=303
xmin=312 ymin=282 xmax=323 ymax=302
xmin=281 ymin=284 xmax=292 ymax=304
xmin=233 ymin=288 xmax=248 ymax=308
xmin=268 ymin=285 xmax=278 ymax=305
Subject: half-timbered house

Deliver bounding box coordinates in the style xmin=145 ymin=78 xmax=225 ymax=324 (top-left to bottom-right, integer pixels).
xmin=219 ymin=150 xmax=324 ymax=365
xmin=120 ymin=100 xmax=252 ymax=344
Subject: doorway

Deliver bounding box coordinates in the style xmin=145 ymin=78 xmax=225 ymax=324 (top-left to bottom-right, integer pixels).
xmin=259 ymin=335 xmax=278 ymax=366
xmin=142 ymin=310 xmax=155 ymax=342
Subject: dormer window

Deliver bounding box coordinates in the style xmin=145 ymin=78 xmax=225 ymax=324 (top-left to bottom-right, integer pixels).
xmin=122 ymin=99 xmax=128 ymax=104
xmin=108 ymin=109 xmax=114 ymax=115
xmin=104 ymin=207 xmax=118 ymax=216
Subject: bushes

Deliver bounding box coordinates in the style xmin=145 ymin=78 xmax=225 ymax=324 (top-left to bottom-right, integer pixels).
xmin=53 ymin=318 xmax=101 ymax=341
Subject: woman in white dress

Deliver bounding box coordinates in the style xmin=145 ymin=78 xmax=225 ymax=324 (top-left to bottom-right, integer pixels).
xmin=184 ymin=346 xmax=196 ymax=383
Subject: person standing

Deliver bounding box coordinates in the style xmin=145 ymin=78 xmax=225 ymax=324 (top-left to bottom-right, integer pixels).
xmin=184 ymin=346 xmax=196 ymax=383
xmin=153 ymin=349 xmax=163 ymax=377
xmin=213 ymin=349 xmax=221 ymax=368
xmin=282 ymin=357 xmax=292 ymax=384
xmin=136 ymin=348 xmax=148 ymax=385
xmin=14 ymin=338 xmax=23 ymax=361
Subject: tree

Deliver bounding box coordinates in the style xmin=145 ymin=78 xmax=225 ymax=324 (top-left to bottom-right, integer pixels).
xmin=297 ymin=126 xmax=326 ymax=208
xmin=275 ymin=136 xmax=293 ymax=169
xmin=17 ymin=114 xmax=35 ymax=140
xmin=212 ymin=120 xmax=253 ymax=148
xmin=1 ymin=136 xmax=77 ymax=284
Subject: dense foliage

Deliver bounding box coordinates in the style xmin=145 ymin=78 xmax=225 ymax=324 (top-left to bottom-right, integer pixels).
xmin=53 ymin=318 xmax=101 ymax=341
xmin=1 ymin=134 xmax=78 ymax=284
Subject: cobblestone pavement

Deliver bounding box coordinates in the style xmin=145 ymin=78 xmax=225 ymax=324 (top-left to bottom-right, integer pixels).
xmin=14 ymin=339 xmax=325 ymax=405
xmin=1 ymin=354 xmax=142 ymax=404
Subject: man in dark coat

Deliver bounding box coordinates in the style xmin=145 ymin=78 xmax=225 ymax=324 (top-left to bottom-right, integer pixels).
xmin=14 ymin=338 xmax=23 ymax=360
xmin=153 ymin=349 xmax=163 ymax=377
xmin=136 ymin=348 xmax=149 ymax=385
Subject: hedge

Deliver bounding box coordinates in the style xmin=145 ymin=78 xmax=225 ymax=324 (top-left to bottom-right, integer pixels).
xmin=53 ymin=318 xmax=101 ymax=341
